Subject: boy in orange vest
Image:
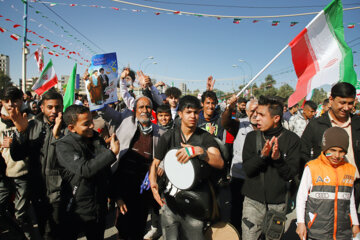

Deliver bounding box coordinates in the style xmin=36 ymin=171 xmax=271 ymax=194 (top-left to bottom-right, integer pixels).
xmin=296 ymin=127 xmax=360 ymax=240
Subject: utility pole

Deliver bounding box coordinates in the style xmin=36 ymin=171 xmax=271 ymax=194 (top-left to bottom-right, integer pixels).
xmin=22 ymin=0 xmax=29 ymax=91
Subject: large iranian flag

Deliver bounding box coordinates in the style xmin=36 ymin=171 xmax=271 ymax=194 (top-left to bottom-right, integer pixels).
xmin=32 ymin=59 xmax=58 ymax=95
xmin=287 ymin=0 xmax=357 ymax=107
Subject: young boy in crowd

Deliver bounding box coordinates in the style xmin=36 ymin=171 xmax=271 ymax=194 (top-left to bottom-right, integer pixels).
xmin=296 ymin=127 xmax=360 ymax=240
xmin=156 ymin=104 xmax=173 ymax=131
xmin=55 ymin=105 xmax=119 ymax=240
xmin=164 ymin=87 xmax=181 ymax=120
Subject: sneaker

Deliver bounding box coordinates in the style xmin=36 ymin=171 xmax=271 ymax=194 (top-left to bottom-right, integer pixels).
xmin=143 ymin=226 xmax=161 ymax=240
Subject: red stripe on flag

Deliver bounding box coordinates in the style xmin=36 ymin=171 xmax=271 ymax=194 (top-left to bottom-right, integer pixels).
xmin=34 ymin=75 xmax=58 ymax=95
xmin=288 ymin=28 xmax=318 ymax=107
xmin=112 ymin=7 xmax=119 ymax=10
xmin=13 ymin=24 xmax=21 ymax=28
xmin=0 ymin=27 xmax=5 ymax=33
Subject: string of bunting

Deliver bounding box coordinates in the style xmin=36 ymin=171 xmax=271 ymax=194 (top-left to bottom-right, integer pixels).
xmin=31 ymin=0 xmax=360 ymax=28
xmin=0 ymin=14 xmax=90 ymax=64
xmin=0 ymin=25 xmax=88 ymax=66
xmin=28 ymin=6 xmax=97 ymax=55
xmin=4 ymin=0 xmax=98 ymax=55
xmin=9 ymin=3 xmax=92 ymax=58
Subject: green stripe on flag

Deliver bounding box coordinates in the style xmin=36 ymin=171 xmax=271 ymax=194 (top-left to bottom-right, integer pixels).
xmin=63 ymin=63 xmax=77 ymax=111
xmin=324 ymin=0 xmax=357 ymax=86
xmin=38 ymin=59 xmax=53 ymax=81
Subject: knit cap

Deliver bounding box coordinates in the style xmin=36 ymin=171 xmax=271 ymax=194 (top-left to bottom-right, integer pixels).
xmin=321 ymin=127 xmax=349 ymax=153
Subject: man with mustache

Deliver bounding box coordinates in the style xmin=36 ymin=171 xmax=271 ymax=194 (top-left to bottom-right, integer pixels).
xmin=9 ymin=90 xmax=65 ymax=240
xmin=301 ymin=82 xmax=360 ymax=207
xmin=100 ymin=96 xmax=165 ymax=240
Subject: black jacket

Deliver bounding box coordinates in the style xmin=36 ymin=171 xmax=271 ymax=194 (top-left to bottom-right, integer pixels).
xmin=55 ymin=131 xmax=116 ymax=221
xmin=10 ymin=113 xmax=66 ymax=203
xmin=301 ymin=111 xmax=360 ymax=171
xmin=242 ymin=125 xmax=300 ymax=204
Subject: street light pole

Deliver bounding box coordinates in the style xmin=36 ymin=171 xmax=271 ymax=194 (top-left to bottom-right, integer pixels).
xmin=144 ymin=62 xmax=157 ymax=72
xmin=238 ymin=59 xmax=253 ymax=96
xmin=232 ymin=64 xmax=246 ymax=88
xmin=139 ymin=56 xmax=154 ymax=71
xmin=22 ymin=0 xmax=29 ymax=91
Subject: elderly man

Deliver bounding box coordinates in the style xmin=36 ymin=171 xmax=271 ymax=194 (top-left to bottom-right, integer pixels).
xmin=222 ymin=96 xmax=258 ymax=233
xmin=101 ymin=96 xmax=164 ymax=240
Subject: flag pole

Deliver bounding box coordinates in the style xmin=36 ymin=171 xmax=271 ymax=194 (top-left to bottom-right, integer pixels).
xmin=235 ymin=44 xmax=289 ymax=98
xmin=21 ymin=0 xmax=29 ymax=91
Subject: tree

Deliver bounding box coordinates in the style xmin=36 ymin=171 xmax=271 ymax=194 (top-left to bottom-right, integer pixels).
xmin=311 ymin=88 xmax=328 ymax=105
xmin=259 ymin=75 xmax=277 ymax=96
xmin=0 ymin=70 xmax=12 ymax=98
xmin=277 ymin=84 xmax=294 ymax=100
xmin=213 ymin=88 xmax=225 ymax=98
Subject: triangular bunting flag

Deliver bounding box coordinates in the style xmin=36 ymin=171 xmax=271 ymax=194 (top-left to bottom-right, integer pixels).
xmin=233 ymin=18 xmax=241 ymax=24
xmin=272 ymin=21 xmax=280 ymax=26
xmin=290 ymin=22 xmax=298 ymax=27
xmin=10 ymin=33 xmax=20 ymax=40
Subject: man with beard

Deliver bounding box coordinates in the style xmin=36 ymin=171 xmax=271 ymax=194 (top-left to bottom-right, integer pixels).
xmin=236 ymin=98 xmax=247 ymax=119
xmin=99 ymin=68 xmax=110 ymax=101
xmin=10 ymin=90 xmax=65 ymax=240
xmin=198 ymin=91 xmax=225 ymax=140
xmin=301 ymin=82 xmax=360 ymax=207
xmin=221 ymin=96 xmax=258 ymax=233
xmin=100 ymin=96 xmax=165 ymax=240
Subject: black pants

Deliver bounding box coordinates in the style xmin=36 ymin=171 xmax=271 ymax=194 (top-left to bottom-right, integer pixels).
xmin=61 ymin=213 xmax=106 ymax=240
xmin=32 ymin=200 xmax=62 ymax=240
xmin=115 ymin=190 xmax=152 ymax=240
xmin=230 ymin=177 xmax=245 ymax=234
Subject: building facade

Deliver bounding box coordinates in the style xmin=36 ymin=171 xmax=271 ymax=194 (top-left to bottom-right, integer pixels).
xmin=0 ymin=54 xmax=10 ymax=77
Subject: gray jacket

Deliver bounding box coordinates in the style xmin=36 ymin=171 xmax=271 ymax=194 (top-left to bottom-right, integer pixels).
xmin=101 ymin=106 xmax=164 ymax=172
xmin=231 ymin=117 xmax=255 ymax=179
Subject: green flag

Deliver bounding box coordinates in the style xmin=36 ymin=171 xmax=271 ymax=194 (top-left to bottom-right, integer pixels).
xmin=63 ymin=63 xmax=77 ymax=111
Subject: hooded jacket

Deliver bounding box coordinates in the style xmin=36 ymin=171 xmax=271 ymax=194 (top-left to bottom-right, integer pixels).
xmin=55 ymin=131 xmax=116 ymax=221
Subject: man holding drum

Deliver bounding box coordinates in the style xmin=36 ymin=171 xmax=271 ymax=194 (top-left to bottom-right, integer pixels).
xmin=149 ymin=95 xmax=224 ymax=240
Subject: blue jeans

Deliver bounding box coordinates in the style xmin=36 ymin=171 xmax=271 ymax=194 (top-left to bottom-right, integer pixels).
xmin=160 ymin=203 xmax=205 ymax=240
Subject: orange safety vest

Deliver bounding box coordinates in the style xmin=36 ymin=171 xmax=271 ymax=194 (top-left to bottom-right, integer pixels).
xmin=305 ymin=152 xmax=356 ymax=240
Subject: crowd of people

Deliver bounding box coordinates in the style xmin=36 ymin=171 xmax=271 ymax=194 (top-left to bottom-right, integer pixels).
xmin=0 ymin=67 xmax=360 ymax=240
